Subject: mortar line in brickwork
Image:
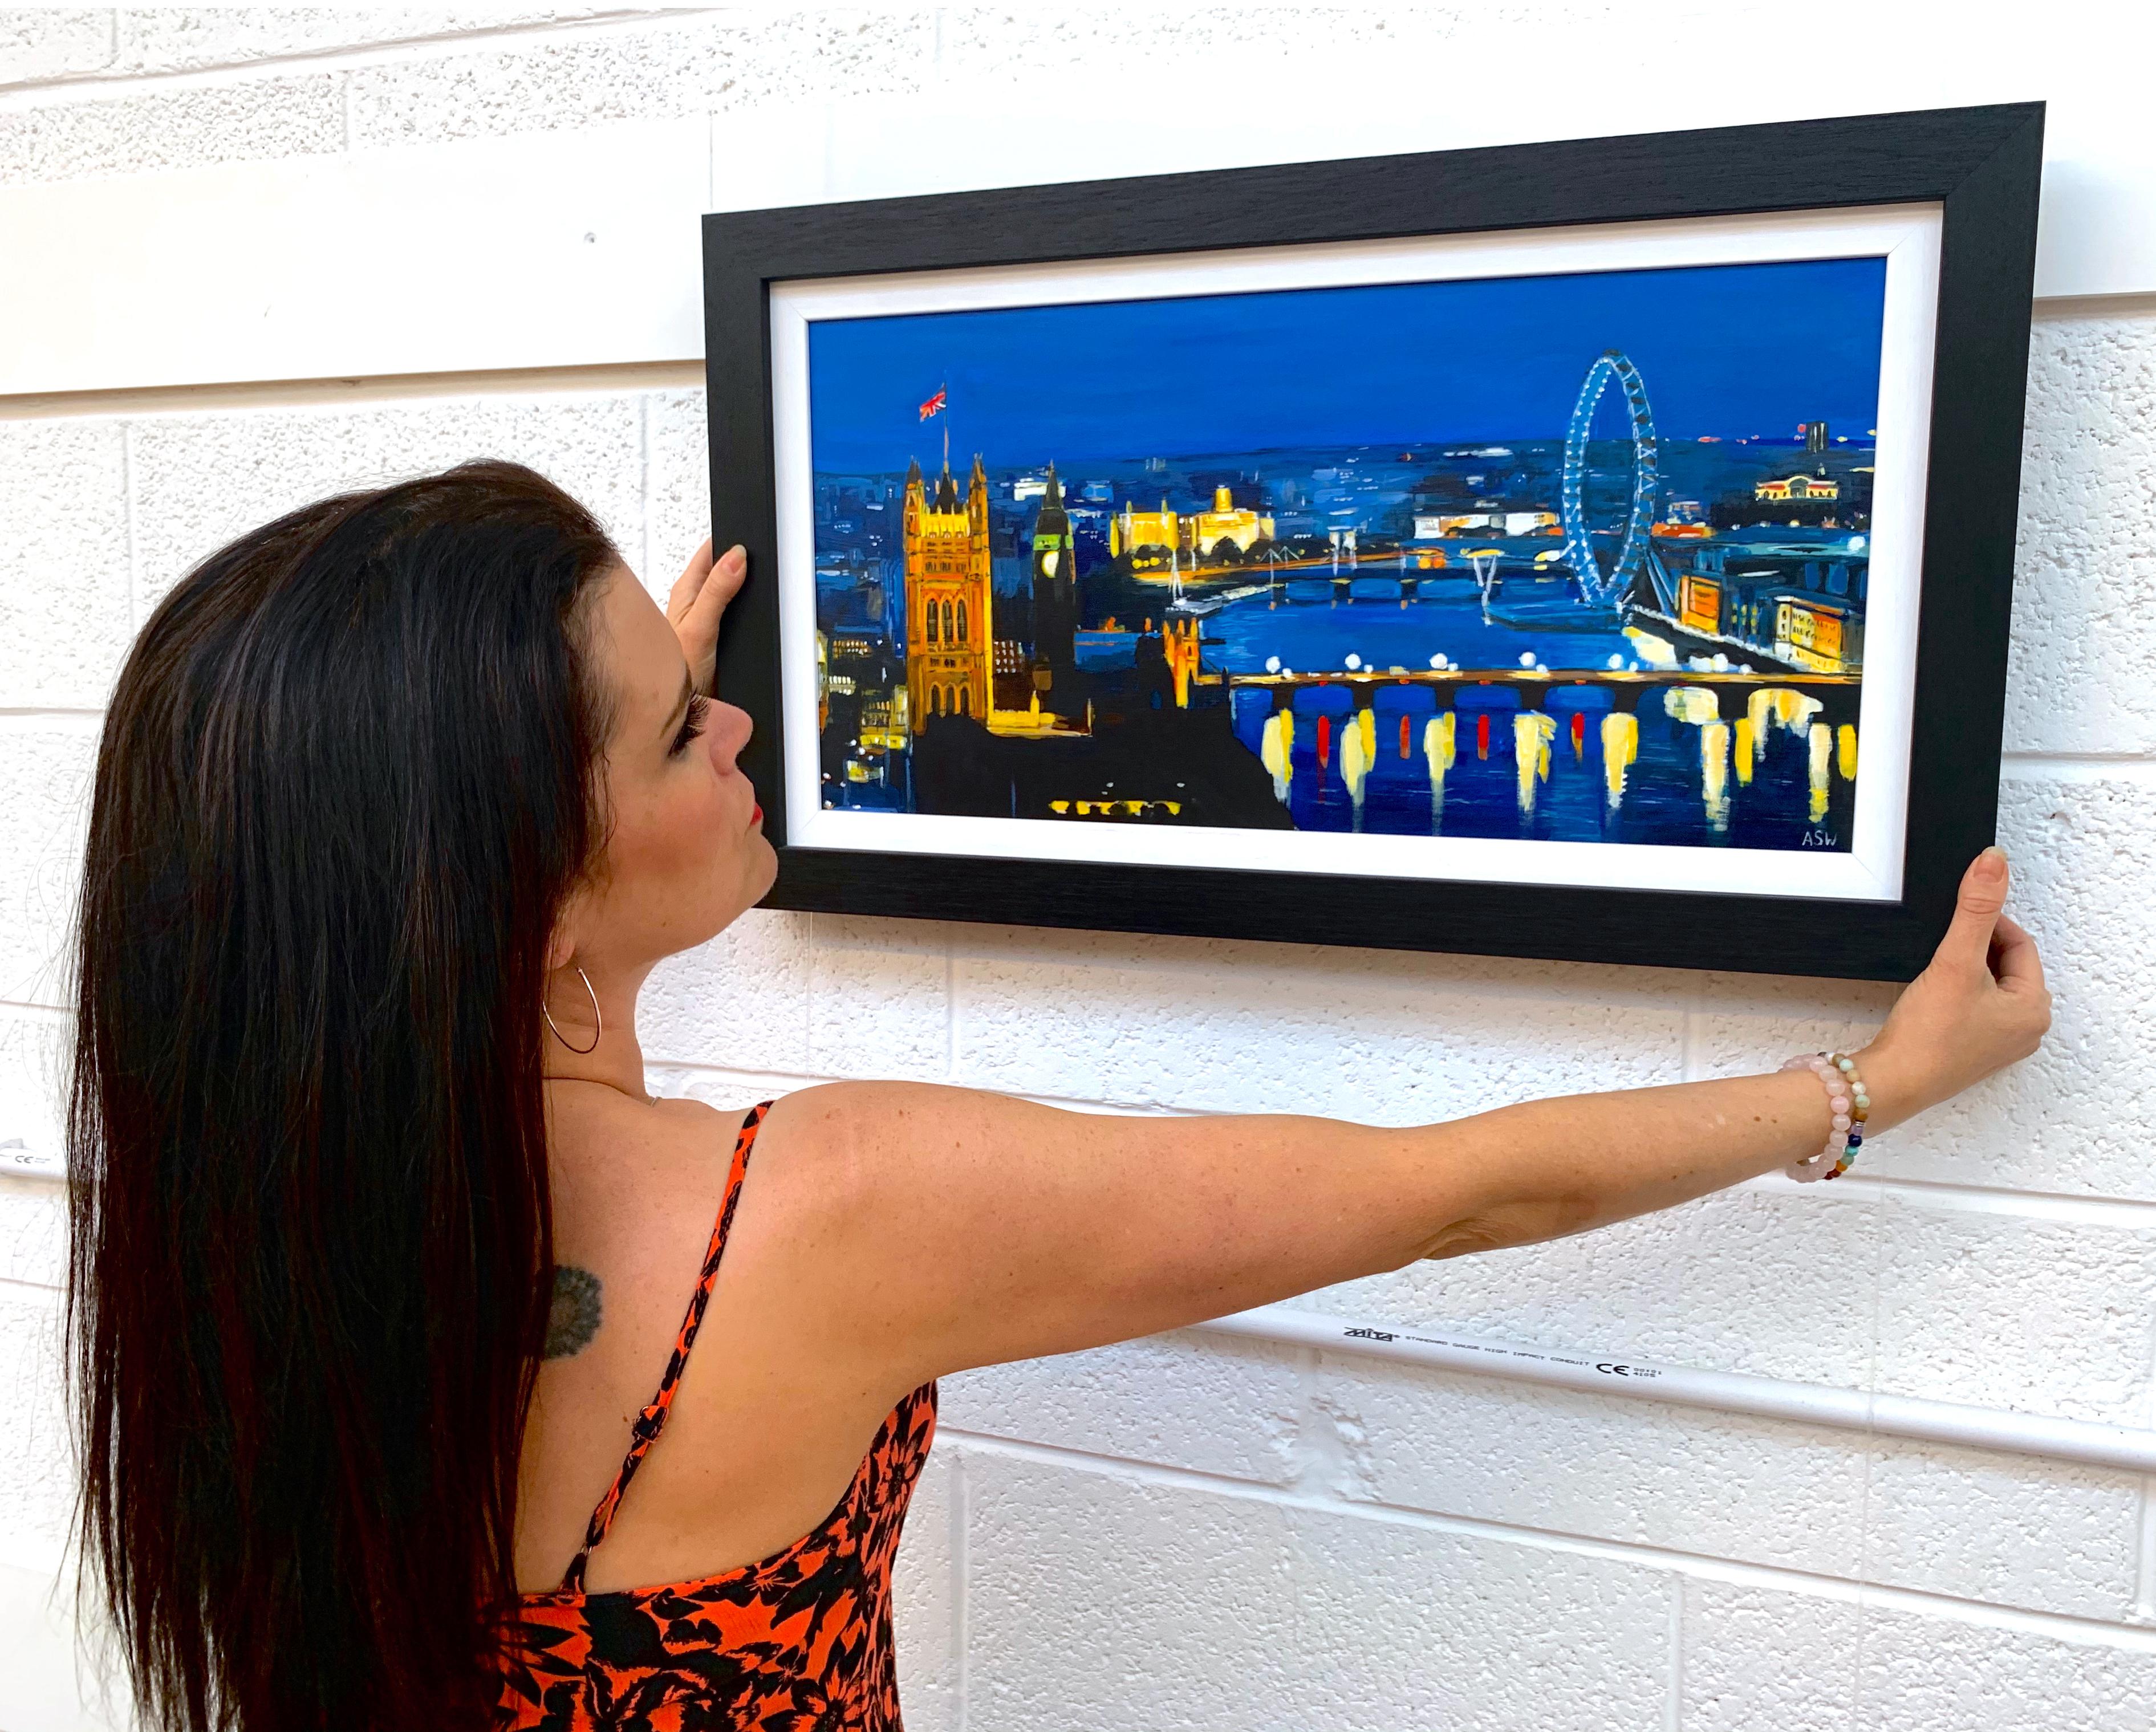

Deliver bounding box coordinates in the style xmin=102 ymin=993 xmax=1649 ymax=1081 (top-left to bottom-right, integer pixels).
xmin=0 ymin=10 xmax=730 ymax=105
xmin=0 ymin=361 xmax=704 ymax=420
xmin=2000 ymin=752 xmax=2156 ymax=778
xmin=2137 ymin=1312 xmax=2156 ymax=1436
xmin=638 ymin=392 xmax=652 ymax=586
xmin=2136 ymin=1476 xmax=2156 ymax=1622
xmin=941 ymin=947 xmax=956 ymax=1078
xmin=121 ymin=418 xmax=139 ymax=629
xmin=2134 ymin=1329 xmax=2156 ymax=1627
xmin=1663 ymin=1577 xmax=1683 ymax=1732
xmin=951 ymin=1445 xmax=971 ymax=1732
xmin=2034 ymin=290 xmax=2156 ymax=320
xmin=1748 ymin=1169 xmax=2156 ymax=1230
xmin=1857 ymin=1144 xmax=1885 ymax=1604
xmin=936 ymin=1429 xmax=2156 ymax=1651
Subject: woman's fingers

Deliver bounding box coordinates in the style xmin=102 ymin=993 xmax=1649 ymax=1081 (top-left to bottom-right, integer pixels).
xmin=1989 ymin=912 xmax=2047 ymax=993
xmin=667 ymin=537 xmax=716 ymax=624
xmin=1938 ymin=846 xmax=2009 ymax=970
xmin=668 ymin=540 xmax=745 ymax=632
xmin=714 ymin=542 xmax=748 ymax=598
xmin=668 ymin=542 xmax=748 ymax=694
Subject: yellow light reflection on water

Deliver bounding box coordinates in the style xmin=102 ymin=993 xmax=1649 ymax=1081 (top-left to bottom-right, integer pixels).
xmin=1247 ymin=687 xmax=1846 ymax=831
xmin=1343 ymin=709 xmax=1371 ymax=803
xmin=1602 ymin=711 xmax=1638 ymax=810
xmin=1426 ymin=712 xmax=1453 ymax=824
xmin=1260 ymin=711 xmax=1291 ymax=802
xmin=1748 ymin=688 xmax=1825 ymax=762
xmin=1427 ymin=710 xmax=1456 ymax=775
xmin=1700 ymin=719 xmax=1732 ymax=834
xmin=1515 ymin=711 xmax=1557 ymax=815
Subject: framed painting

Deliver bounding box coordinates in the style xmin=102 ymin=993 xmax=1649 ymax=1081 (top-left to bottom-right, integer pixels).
xmin=703 ymin=103 xmax=2043 ymax=980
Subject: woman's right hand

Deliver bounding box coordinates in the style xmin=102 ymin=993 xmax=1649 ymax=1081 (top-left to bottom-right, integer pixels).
xmin=1857 ymin=847 xmax=2052 ymax=1132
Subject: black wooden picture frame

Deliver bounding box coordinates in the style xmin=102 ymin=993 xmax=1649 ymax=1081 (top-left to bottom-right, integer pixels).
xmin=703 ymin=102 xmax=2043 ymax=982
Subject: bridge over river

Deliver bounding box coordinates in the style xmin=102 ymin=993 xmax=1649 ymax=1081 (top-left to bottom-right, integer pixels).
xmin=1203 ymin=665 xmax=1861 ymax=725
xmin=1200 ymin=664 xmax=1863 ymax=843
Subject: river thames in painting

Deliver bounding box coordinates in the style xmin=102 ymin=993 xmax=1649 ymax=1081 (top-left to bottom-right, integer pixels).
xmin=805 ymin=257 xmax=1886 ymax=852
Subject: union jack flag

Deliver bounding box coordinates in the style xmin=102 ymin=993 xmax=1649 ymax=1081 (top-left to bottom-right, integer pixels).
xmin=918 ymin=387 xmax=947 ymax=421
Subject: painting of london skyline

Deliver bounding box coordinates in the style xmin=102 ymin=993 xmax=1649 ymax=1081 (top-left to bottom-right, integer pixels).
xmin=803 ymin=255 xmax=1887 ymax=853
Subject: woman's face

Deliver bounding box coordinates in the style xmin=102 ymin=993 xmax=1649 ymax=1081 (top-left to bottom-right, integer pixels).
xmin=559 ymin=565 xmax=774 ymax=978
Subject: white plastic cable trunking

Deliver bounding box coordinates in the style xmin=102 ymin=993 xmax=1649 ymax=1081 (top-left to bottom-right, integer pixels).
xmin=8 ymin=1138 xmax=2149 ymax=1475
xmin=1199 ymin=1306 xmax=2156 ymax=1476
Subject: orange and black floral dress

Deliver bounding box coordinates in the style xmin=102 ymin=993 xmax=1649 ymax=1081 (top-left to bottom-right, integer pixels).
xmin=496 ymin=1102 xmax=938 ymax=1731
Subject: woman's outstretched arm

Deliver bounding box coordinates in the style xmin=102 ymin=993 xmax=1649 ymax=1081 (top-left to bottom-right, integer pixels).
xmin=768 ymin=848 xmax=2048 ymax=1389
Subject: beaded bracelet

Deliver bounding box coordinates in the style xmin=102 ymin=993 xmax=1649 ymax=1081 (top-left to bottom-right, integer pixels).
xmin=1780 ymin=1050 xmax=1869 ymax=1182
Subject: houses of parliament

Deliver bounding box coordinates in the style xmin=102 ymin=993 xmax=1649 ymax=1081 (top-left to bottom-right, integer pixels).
xmin=900 ymin=453 xmax=1083 ymax=735
xmin=900 ymin=453 xmax=993 ymax=727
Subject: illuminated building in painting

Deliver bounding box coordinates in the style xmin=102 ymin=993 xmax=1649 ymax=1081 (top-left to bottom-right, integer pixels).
xmin=1162 ymin=615 xmax=1202 ymax=708
xmin=1801 ymin=420 xmax=1829 ymax=453
xmin=1111 ymin=486 xmax=1276 ymax=564
xmin=1754 ymin=471 xmax=1840 ymax=502
xmin=858 ymin=688 xmax=910 ymax=751
xmin=902 ymin=454 xmax=993 ymax=730
xmin=1654 ymin=497 xmax=1711 ymax=540
xmin=1672 ymin=540 xmax=1868 ymax=674
xmin=1415 ymin=510 xmax=1560 ymax=538
xmin=1112 ymin=500 xmax=1178 ymax=558
xmin=1775 ymin=597 xmax=1855 ymax=673
xmin=1677 ymin=571 xmax=1724 ymax=636
xmin=1187 ymin=485 xmax=1274 ymax=557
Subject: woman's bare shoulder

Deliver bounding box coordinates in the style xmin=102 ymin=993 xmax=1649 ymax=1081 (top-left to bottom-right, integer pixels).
xmin=751 ymin=1079 xmax=1028 ymax=1154
xmin=545 ymin=1083 xmax=948 ymax=1267
xmin=544 ymin=1089 xmax=737 ymax=1272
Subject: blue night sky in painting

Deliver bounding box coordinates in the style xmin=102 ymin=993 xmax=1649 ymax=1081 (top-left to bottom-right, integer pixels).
xmin=807 ymin=256 xmax=1887 ymax=470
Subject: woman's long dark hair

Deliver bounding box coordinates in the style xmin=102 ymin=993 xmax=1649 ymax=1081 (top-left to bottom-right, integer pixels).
xmin=67 ymin=461 xmax=622 ymax=1730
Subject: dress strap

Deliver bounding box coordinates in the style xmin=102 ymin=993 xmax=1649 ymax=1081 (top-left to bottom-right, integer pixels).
xmin=556 ymin=1101 xmax=771 ymax=1593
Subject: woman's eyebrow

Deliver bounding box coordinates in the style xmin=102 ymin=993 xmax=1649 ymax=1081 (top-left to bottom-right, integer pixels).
xmin=660 ymin=669 xmax=692 ymax=738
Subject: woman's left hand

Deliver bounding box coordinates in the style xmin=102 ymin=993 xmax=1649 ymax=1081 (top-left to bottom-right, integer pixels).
xmin=666 ymin=538 xmax=748 ymax=695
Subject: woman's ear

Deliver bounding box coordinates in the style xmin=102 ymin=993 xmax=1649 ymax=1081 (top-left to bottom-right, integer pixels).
xmin=543 ymin=919 xmax=578 ymax=975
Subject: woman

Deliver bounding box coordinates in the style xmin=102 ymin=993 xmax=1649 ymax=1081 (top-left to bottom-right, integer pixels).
xmin=69 ymin=462 xmax=2048 ymax=1731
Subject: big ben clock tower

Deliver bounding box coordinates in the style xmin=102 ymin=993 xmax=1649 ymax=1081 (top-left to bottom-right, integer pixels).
xmin=1029 ymin=462 xmax=1079 ymax=703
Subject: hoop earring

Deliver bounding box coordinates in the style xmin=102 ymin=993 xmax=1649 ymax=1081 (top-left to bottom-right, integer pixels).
xmin=543 ymin=966 xmax=602 ymax=1055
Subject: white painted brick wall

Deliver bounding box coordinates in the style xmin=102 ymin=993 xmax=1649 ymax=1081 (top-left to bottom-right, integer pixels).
xmin=3 ymin=9 xmax=2154 ymax=1730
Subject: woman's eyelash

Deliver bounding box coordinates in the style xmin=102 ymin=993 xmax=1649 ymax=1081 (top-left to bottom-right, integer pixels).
xmin=669 ymin=693 xmax=710 ymax=757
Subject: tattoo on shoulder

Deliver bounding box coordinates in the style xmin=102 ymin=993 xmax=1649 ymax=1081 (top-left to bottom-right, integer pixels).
xmin=544 ymin=1265 xmax=603 ymax=1360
